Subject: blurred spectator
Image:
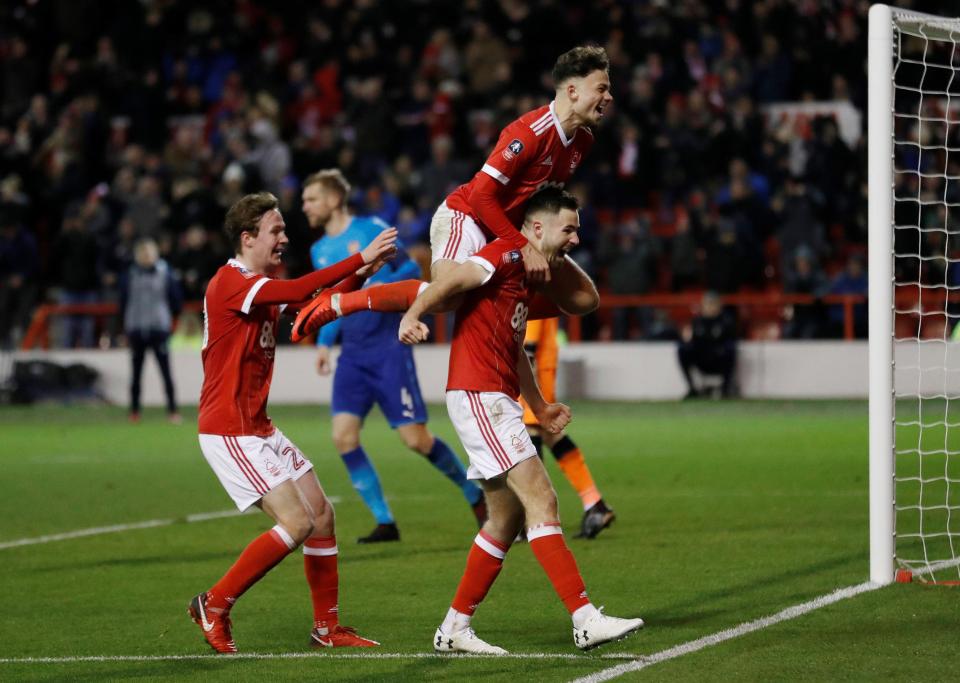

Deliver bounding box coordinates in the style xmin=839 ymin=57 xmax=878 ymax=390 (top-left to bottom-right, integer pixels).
xmin=54 ymin=204 xmax=102 ymax=348
xmin=805 ymin=117 xmax=857 ymax=227
xmin=677 ymin=291 xmax=737 ymax=398
xmin=753 ymin=36 xmax=792 ymax=103
xmin=395 ymin=79 xmax=435 ymax=163
xmin=120 ymin=238 xmax=182 ymax=423
xmin=598 ymin=216 xmax=661 ymax=339
xmin=670 ymin=210 xmax=701 ymax=291
xmin=773 ymin=175 xmax=827 ymax=276
xmin=463 ymin=21 xmax=510 ymax=98
xmin=782 ymin=246 xmax=829 ymax=339
xmin=217 ymin=162 xmax=247 ymax=212
xmin=418 ymin=135 xmax=470 ymax=211
xmin=173 ymin=225 xmax=222 ymax=301
xmin=124 ymin=175 xmax=169 ymax=237
xmin=716 ymin=158 xmax=770 ymax=208
xmin=827 ymin=255 xmax=868 ymax=338
xmin=0 ymin=207 xmax=39 ymax=348
xmin=245 ymin=111 xmax=292 ymax=195
xmin=703 ymin=216 xmax=744 ymax=294
xmin=1 ymin=36 xmax=40 ymax=121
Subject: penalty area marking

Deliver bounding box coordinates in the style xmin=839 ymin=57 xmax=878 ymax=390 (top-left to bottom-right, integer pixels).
xmin=0 ymin=652 xmax=641 ymax=665
xmin=0 ymin=499 xmax=339 ymax=551
xmin=570 ymin=581 xmax=882 ymax=683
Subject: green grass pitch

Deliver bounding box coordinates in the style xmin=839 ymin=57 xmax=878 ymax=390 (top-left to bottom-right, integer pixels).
xmin=0 ymin=400 xmax=958 ymax=681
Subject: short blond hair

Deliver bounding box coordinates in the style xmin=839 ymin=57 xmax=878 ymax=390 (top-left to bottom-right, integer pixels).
xmin=304 ymin=169 xmax=351 ymax=202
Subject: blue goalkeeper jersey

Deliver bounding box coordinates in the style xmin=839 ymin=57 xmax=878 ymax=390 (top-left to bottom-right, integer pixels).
xmin=310 ymin=216 xmax=420 ymax=353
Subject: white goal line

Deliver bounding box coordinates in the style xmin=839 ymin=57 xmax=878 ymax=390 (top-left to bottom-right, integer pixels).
xmin=0 ymin=652 xmax=641 ymax=664
xmin=569 ymin=581 xmax=881 ymax=683
xmin=0 ymin=580 xmax=898 ymax=675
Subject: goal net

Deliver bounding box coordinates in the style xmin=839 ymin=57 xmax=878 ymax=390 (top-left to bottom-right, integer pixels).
xmin=870 ymin=4 xmax=960 ymax=584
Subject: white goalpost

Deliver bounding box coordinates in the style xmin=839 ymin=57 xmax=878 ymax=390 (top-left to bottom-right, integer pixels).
xmin=870 ymin=4 xmax=960 ymax=585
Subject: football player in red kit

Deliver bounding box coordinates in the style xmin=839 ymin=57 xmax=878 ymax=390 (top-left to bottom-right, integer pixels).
xmin=189 ymin=192 xmax=395 ymax=653
xmin=429 ymin=45 xmax=611 ymax=312
xmin=399 ymin=188 xmax=643 ymax=654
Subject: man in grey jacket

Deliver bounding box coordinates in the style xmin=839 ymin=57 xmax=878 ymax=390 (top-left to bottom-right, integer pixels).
xmin=121 ymin=238 xmax=183 ymax=422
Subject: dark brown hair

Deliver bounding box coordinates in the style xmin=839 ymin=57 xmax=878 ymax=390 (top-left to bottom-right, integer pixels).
xmin=224 ymin=192 xmax=279 ymax=252
xmin=525 ymin=186 xmax=580 ymax=220
xmin=552 ymin=45 xmax=609 ymax=86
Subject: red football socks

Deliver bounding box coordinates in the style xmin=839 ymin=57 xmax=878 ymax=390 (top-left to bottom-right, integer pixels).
xmin=207 ymin=525 xmax=296 ymax=611
xmin=451 ymin=530 xmax=510 ymax=615
xmin=303 ymin=536 xmax=340 ymax=629
xmin=528 ymin=524 xmax=590 ymax=613
xmin=338 ymin=280 xmax=424 ymax=316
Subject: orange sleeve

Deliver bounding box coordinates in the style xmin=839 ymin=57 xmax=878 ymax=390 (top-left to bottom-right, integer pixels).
xmin=524 ymin=318 xmax=544 ymax=345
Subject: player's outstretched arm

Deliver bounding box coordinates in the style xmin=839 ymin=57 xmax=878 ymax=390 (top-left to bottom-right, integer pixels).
xmin=535 ymin=255 xmax=599 ymax=315
xmin=398 ymin=261 xmax=489 ymax=344
xmin=517 ymin=345 xmax=571 ymax=434
xmin=254 ymin=228 xmax=398 ymax=307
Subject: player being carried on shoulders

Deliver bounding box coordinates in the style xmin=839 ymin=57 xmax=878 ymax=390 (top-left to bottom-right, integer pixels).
xmin=289 ymin=45 xmax=611 ymax=339
xmin=189 ymin=192 xmax=394 ymax=653
xmin=396 ymin=187 xmax=643 ymax=653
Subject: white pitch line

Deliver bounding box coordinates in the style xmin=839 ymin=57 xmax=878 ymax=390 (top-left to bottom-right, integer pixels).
xmin=0 ymin=652 xmax=641 ymax=664
xmin=570 ymin=581 xmax=883 ymax=683
xmin=900 ymin=555 xmax=960 ymax=578
xmin=0 ymin=507 xmax=284 ymax=551
xmin=0 ymin=518 xmax=190 ymax=550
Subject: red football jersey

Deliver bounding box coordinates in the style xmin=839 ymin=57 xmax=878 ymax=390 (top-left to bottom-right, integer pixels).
xmin=198 ymin=259 xmax=282 ymax=436
xmin=446 ymin=240 xmax=531 ymax=396
xmin=446 ymin=101 xmax=594 ymax=237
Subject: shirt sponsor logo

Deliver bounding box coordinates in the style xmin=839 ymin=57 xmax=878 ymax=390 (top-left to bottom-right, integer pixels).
xmin=502 ymin=138 xmax=524 ymax=161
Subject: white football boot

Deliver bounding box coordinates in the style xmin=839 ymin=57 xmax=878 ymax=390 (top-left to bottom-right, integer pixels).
xmin=433 ymin=626 xmax=508 ymax=655
xmin=573 ymin=609 xmax=644 ymax=650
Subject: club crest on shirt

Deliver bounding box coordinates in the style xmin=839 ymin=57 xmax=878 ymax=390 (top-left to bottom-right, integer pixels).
xmin=232 ymin=261 xmax=257 ymax=279
xmin=502 ymin=138 xmax=524 ymax=161
xmin=569 ymin=150 xmax=582 ymax=171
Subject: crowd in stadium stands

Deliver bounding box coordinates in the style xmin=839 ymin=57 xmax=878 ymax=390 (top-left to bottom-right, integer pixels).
xmin=0 ymin=0 xmax=951 ymax=348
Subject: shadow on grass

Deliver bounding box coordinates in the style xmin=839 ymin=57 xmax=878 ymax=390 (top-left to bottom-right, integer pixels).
xmin=646 ymin=550 xmax=865 ymax=628
xmin=29 ymin=550 xmax=240 ymax=571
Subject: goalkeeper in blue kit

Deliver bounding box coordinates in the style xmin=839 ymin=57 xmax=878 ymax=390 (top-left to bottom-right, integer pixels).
xmin=301 ymin=170 xmax=486 ymax=543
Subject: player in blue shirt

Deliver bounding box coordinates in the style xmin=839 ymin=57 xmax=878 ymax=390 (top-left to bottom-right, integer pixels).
xmin=302 ymin=170 xmax=486 ymax=543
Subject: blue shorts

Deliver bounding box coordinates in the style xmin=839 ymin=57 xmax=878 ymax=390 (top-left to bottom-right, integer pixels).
xmin=332 ymin=345 xmax=428 ymax=428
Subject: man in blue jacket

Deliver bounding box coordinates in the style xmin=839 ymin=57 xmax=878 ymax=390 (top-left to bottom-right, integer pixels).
xmin=302 ymin=170 xmax=485 ymax=543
